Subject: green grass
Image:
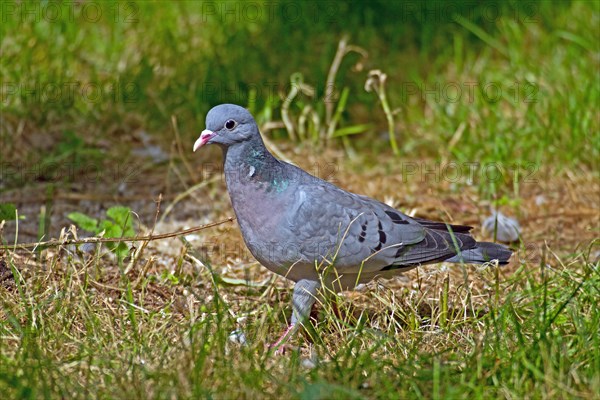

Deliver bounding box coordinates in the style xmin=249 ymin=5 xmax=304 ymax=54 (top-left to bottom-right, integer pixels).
xmin=1 ymin=1 xmax=598 ymax=168
xmin=1 ymin=0 xmax=599 ymax=398
xmin=0 ymin=243 xmax=598 ymax=398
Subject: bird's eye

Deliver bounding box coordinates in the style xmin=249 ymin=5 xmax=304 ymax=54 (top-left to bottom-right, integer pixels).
xmin=225 ymin=119 xmax=237 ymax=130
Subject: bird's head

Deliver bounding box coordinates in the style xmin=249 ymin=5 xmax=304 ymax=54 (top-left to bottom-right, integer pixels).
xmin=193 ymin=104 xmax=258 ymax=151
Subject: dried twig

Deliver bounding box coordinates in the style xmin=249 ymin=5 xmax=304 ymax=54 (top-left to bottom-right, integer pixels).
xmin=365 ymin=69 xmax=399 ymax=155
xmin=0 ymin=216 xmax=236 ymax=251
xmin=281 ymin=73 xmax=315 ymax=141
xmin=325 ymin=36 xmax=368 ymax=131
xmin=172 ymin=115 xmax=196 ymax=180
xmin=124 ymin=194 xmax=163 ymax=274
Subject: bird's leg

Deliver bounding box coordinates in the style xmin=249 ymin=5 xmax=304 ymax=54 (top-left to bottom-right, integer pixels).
xmin=269 ymin=324 xmax=298 ymax=355
xmin=269 ymin=279 xmax=320 ymax=355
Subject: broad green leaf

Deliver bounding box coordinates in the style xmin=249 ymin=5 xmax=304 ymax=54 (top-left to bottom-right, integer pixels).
xmin=107 ymin=206 xmax=133 ymax=229
xmin=67 ymin=212 xmax=98 ymax=232
xmin=112 ymin=242 xmax=130 ymax=260
xmin=98 ymin=220 xmax=123 ymax=239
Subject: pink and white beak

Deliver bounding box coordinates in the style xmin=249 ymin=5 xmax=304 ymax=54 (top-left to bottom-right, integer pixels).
xmin=193 ymin=130 xmax=216 ymax=152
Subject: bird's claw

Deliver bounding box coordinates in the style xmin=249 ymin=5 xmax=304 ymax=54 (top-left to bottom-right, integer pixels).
xmin=268 ymin=343 xmax=297 ymax=355
xmin=267 ymin=324 xmax=297 ymax=355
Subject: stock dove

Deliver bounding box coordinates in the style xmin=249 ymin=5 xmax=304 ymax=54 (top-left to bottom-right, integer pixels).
xmin=193 ymin=104 xmax=512 ymax=350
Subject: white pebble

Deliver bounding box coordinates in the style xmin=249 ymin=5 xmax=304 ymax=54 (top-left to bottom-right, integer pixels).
xmin=228 ymin=330 xmax=247 ymax=345
xmin=301 ymin=357 xmax=317 ymax=369
xmin=535 ymin=195 xmax=546 ymax=206
xmin=482 ymin=211 xmax=521 ymax=242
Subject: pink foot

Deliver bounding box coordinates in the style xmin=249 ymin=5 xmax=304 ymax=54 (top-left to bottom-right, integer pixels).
xmin=268 ymin=324 xmax=297 ymax=355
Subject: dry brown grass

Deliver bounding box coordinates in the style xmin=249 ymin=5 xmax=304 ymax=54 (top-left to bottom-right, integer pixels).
xmin=1 ymin=144 xmax=598 ymax=399
xmin=2 ymin=143 xmax=597 ymax=323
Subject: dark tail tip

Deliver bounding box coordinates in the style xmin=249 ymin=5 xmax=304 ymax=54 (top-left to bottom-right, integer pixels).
xmin=446 ymin=242 xmax=513 ymax=265
xmin=474 ymin=242 xmax=513 ymax=264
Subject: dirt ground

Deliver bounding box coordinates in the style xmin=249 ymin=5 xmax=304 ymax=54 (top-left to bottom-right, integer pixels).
xmin=1 ymin=142 xmax=598 ymax=318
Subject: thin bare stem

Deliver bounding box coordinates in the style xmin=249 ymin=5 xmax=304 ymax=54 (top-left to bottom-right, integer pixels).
xmin=365 ymin=70 xmax=399 ymax=155
xmin=1 ymin=216 xmax=236 ymax=251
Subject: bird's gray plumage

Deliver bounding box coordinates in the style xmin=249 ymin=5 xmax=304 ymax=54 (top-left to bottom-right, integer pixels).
xmin=194 ymin=104 xmax=512 ymax=347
